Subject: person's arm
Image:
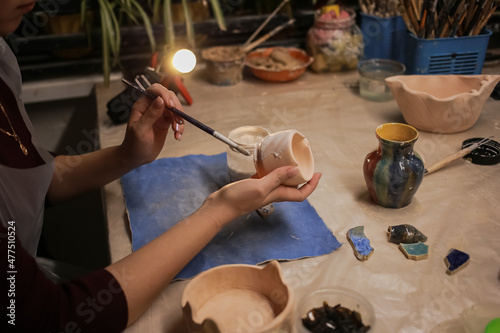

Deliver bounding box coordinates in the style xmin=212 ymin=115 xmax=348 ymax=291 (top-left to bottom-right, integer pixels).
xmin=106 ymin=166 xmax=322 ymax=327
xmin=47 ymin=84 xmax=184 ymax=204
xmin=0 ymin=222 xmax=128 ymax=333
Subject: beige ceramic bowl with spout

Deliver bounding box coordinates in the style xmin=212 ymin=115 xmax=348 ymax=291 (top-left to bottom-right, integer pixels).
xmin=385 ymin=74 xmax=500 ymax=134
xmin=254 ymin=129 xmax=315 ymax=186
xmin=181 ymin=260 xmax=294 ymax=333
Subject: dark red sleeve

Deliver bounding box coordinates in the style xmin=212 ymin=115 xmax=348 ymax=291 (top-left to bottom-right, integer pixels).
xmin=0 ymin=223 xmax=128 ymax=332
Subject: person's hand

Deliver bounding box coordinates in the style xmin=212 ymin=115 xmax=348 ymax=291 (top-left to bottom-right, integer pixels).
xmin=203 ymin=166 xmax=322 ymax=228
xmin=119 ymin=83 xmax=184 ymax=167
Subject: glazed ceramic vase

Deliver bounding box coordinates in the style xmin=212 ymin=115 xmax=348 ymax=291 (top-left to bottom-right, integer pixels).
xmin=254 ymin=129 xmax=314 ymax=186
xmin=363 ymin=123 xmax=424 ymax=208
xmin=181 ymin=260 xmax=294 ymax=333
xmin=385 ymin=74 xmax=500 ymax=133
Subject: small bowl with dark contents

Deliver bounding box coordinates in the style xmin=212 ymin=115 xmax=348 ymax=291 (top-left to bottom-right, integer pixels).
xmin=296 ymin=288 xmax=375 ymax=332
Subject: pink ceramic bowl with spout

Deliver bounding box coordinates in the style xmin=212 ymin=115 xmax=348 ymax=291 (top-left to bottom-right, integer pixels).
xmin=254 ymin=129 xmax=315 ymax=186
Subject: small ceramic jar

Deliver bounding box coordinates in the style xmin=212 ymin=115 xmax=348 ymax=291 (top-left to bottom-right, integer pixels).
xmin=306 ymin=8 xmax=364 ymax=73
xmin=254 ymin=129 xmax=314 ymax=186
xmin=227 ymin=126 xmax=271 ymax=182
xmin=201 ymin=46 xmax=246 ymax=86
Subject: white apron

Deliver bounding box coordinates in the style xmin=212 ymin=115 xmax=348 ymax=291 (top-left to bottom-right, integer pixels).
xmin=0 ymin=37 xmax=54 ymax=256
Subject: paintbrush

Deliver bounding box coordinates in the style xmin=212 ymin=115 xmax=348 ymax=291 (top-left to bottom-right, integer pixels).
xmin=424 ymin=136 xmax=494 ymax=175
xmin=121 ymin=78 xmax=251 ymax=156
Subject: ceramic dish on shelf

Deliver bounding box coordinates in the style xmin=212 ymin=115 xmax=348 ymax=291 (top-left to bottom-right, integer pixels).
xmin=245 ymin=47 xmax=313 ymax=82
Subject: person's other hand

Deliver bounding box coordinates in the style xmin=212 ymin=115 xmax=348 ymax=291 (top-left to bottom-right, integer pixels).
xmin=204 ymin=166 xmax=322 ymax=228
xmin=119 ymin=83 xmax=184 ymax=166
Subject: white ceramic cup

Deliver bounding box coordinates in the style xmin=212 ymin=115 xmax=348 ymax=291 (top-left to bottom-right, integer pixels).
xmin=227 ymin=126 xmax=271 ymax=182
xmin=254 ymin=129 xmax=314 ymax=186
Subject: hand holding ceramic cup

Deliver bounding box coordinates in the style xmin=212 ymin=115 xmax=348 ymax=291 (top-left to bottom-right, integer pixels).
xmin=254 ymin=129 xmax=315 ymax=186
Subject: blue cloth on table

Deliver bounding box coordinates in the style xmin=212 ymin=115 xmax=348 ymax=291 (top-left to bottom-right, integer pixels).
xmin=121 ymin=153 xmax=342 ymax=280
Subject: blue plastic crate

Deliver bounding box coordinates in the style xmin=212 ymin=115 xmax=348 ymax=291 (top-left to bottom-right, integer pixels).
xmin=360 ymin=14 xmax=407 ymax=64
xmin=404 ymin=30 xmax=492 ymax=75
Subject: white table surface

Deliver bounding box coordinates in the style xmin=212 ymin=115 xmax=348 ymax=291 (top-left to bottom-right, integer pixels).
xmin=95 ymin=66 xmax=500 ymax=333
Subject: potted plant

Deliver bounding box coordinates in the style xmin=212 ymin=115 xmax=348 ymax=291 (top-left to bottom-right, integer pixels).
xmin=151 ymin=0 xmax=226 ymax=49
xmin=80 ymin=0 xmax=156 ymax=86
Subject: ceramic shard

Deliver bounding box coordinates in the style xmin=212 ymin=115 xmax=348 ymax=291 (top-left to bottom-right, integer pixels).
xmin=388 ymin=224 xmax=428 ymax=244
xmin=347 ymin=226 xmax=374 ymax=261
xmin=444 ymin=248 xmax=470 ymax=275
xmin=256 ymin=204 xmax=274 ymax=219
xmin=399 ymin=242 xmax=429 ymax=261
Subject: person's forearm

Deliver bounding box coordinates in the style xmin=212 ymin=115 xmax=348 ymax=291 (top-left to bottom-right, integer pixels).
xmin=105 ymin=200 xmax=230 ymax=327
xmin=48 ymin=145 xmax=137 ymax=203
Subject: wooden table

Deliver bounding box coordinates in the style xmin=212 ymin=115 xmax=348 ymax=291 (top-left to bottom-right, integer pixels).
xmin=95 ymin=67 xmax=500 ymax=333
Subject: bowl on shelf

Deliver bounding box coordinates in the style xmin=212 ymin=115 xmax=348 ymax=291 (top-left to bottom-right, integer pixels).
xmin=295 ymin=287 xmax=375 ymax=333
xmin=245 ymin=47 xmax=313 ymax=82
xmin=385 ymin=74 xmax=500 ymax=133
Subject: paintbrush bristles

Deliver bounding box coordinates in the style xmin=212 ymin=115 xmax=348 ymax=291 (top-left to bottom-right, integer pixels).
xmin=360 ymin=0 xmax=401 ymax=16
xmin=397 ymin=0 xmax=497 ymax=39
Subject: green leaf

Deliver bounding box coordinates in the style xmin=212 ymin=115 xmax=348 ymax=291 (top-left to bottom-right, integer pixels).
xmin=181 ymin=0 xmax=196 ymax=48
xmin=152 ymin=0 xmax=162 ymax=23
xmin=80 ymin=0 xmax=87 ymax=25
xmin=208 ymin=0 xmax=227 ymax=31
xmin=98 ymin=0 xmax=111 ymax=86
xmin=164 ymin=0 xmax=175 ymax=48
xmin=130 ymin=0 xmax=157 ymax=52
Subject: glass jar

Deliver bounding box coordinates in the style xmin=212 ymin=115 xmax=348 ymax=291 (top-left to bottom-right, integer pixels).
xmin=306 ymin=8 xmax=364 ymax=73
xmin=227 ymin=126 xmax=270 ymax=182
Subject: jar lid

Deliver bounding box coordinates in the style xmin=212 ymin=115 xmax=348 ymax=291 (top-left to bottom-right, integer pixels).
xmin=462 ymin=137 xmax=500 ymax=165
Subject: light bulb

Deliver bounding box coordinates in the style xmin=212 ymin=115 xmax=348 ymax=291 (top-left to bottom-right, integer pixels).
xmin=172 ymin=49 xmax=196 ymax=74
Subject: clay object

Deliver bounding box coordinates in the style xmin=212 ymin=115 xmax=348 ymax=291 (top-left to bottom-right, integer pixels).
xmin=346 ymin=226 xmax=374 ymax=261
xmin=385 ymin=75 xmax=500 ymax=134
xmin=256 ymin=204 xmax=275 ymax=219
xmin=254 ymin=129 xmax=314 ymax=186
xmin=444 ymin=248 xmax=470 ymax=275
xmin=399 ymin=242 xmax=429 ymax=261
xmin=227 ymin=126 xmax=270 ymax=182
xmin=245 ymin=47 xmax=314 ymax=82
xmin=181 ymin=260 xmax=294 ymax=333
xmin=201 ymin=46 xmax=246 ymax=86
xmin=388 ymin=224 xmax=427 ymax=244
xmin=363 ymin=123 xmax=424 ymax=208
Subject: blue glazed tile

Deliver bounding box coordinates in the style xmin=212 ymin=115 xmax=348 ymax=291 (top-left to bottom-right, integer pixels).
xmin=347 ymin=226 xmax=374 ymax=261
xmin=445 ymin=248 xmax=470 ymax=275
xmin=399 ymin=242 xmax=429 ymax=260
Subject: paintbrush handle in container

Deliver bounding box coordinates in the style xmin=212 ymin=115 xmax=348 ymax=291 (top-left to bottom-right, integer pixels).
xmin=425 ymin=136 xmax=493 ymax=175
xmin=425 ymin=145 xmax=476 ymax=174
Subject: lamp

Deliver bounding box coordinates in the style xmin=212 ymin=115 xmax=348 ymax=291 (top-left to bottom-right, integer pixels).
xmin=151 ymin=48 xmax=195 ymax=105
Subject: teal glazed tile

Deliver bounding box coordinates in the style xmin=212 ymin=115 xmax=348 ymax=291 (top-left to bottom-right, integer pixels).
xmin=445 ymin=248 xmax=470 ymax=275
xmin=399 ymin=242 xmax=429 ymax=260
xmin=347 ymin=226 xmax=374 ymax=261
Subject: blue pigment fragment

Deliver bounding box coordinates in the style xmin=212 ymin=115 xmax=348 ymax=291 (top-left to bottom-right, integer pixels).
xmin=399 ymin=242 xmax=429 ymax=260
xmin=347 ymin=226 xmax=374 ymax=261
xmin=445 ymin=248 xmax=470 ymax=275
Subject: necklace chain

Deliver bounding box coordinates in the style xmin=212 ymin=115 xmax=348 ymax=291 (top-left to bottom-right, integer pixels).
xmin=0 ymin=101 xmax=28 ymax=156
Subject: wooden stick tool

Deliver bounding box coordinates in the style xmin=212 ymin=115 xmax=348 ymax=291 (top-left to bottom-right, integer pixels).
xmin=242 ymin=0 xmax=290 ymax=48
xmin=424 ymin=136 xmax=494 ymax=175
xmin=121 ymin=78 xmax=251 ymax=156
xmin=242 ymin=18 xmax=295 ymax=53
